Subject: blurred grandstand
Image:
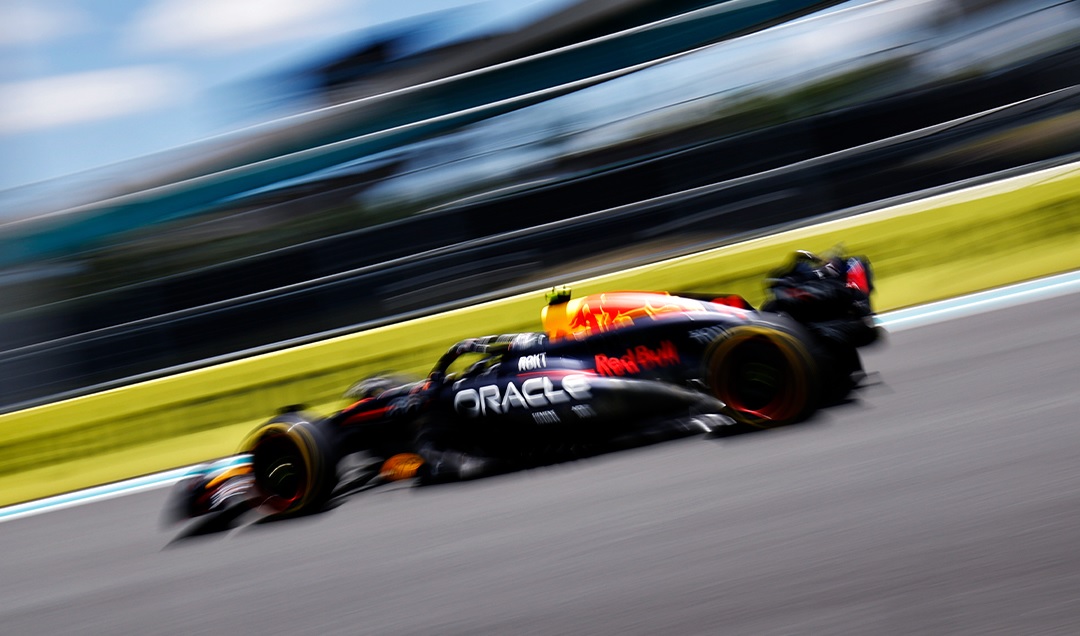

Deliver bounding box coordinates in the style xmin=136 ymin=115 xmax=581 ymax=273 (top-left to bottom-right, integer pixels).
xmin=1 ymin=0 xmax=1079 ymax=409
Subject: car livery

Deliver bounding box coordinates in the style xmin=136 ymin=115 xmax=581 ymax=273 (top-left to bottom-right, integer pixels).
xmin=167 ymin=252 xmax=878 ymax=525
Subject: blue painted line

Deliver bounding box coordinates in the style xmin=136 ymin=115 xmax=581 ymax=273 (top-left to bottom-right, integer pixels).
xmin=2 ymin=269 xmax=1078 ymax=523
xmin=0 ymin=455 xmax=250 ymax=524
xmin=878 ymin=270 xmax=1080 ymax=332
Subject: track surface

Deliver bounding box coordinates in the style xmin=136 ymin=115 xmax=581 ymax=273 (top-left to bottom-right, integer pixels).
xmin=2 ymin=293 xmax=1079 ymax=635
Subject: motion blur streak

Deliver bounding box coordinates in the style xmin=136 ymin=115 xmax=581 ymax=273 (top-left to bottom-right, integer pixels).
xmin=2 ymin=268 xmax=1076 ymax=523
xmin=0 ymin=468 xmax=191 ymax=524
xmin=879 ymin=269 xmax=1080 ymax=332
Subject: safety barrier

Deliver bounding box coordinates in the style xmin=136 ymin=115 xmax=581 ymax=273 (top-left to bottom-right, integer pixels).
xmin=2 ymin=160 xmax=1079 ymax=505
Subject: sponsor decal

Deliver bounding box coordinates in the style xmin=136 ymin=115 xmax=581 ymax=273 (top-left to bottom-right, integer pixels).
xmin=455 ymin=374 xmax=592 ymax=417
xmin=572 ymin=404 xmax=597 ymax=419
xmin=511 ymin=333 xmax=547 ymax=349
xmin=568 ymin=293 xmax=707 ymax=336
xmin=532 ymin=410 xmax=561 ymax=424
xmin=517 ymin=353 xmax=547 ymax=372
xmin=595 ymin=341 xmax=679 ymax=376
xmin=689 ymin=326 xmax=728 ymax=345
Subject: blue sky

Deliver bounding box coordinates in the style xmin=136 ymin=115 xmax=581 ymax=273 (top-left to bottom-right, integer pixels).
xmin=0 ymin=0 xmax=573 ymax=196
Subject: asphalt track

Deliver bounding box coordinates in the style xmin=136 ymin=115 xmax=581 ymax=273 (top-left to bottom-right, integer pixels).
xmin=2 ymin=291 xmax=1079 ymax=635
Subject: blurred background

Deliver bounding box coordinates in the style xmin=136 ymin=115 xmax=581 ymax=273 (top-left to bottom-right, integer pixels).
xmin=2 ymin=0 xmax=1079 ymax=410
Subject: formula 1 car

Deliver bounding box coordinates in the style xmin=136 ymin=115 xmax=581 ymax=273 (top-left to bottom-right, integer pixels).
xmin=167 ymin=251 xmax=878 ymax=525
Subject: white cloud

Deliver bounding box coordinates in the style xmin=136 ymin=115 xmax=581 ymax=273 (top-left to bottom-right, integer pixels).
xmin=127 ymin=0 xmax=355 ymax=54
xmin=0 ymin=4 xmax=92 ymax=47
xmin=0 ymin=66 xmax=190 ymax=134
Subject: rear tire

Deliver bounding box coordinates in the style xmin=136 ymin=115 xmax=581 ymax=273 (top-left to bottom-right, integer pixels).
xmin=704 ymin=324 xmax=819 ymax=428
xmin=247 ymin=414 xmax=339 ymax=516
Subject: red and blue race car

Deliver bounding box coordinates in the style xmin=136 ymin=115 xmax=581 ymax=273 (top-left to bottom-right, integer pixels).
xmin=168 ymin=251 xmax=879 ymax=526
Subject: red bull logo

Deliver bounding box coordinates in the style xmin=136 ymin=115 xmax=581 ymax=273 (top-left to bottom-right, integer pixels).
xmin=595 ymin=341 xmax=680 ymax=376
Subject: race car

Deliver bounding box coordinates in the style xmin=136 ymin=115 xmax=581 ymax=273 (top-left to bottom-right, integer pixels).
xmin=167 ymin=251 xmax=879 ymax=526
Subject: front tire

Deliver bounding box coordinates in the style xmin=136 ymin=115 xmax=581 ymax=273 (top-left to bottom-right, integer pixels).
xmin=704 ymin=324 xmax=819 ymax=428
xmin=246 ymin=414 xmax=339 ymax=516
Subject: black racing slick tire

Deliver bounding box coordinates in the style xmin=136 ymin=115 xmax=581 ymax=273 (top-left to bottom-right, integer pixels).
xmin=704 ymin=324 xmax=820 ymax=428
xmin=247 ymin=414 xmax=339 ymax=517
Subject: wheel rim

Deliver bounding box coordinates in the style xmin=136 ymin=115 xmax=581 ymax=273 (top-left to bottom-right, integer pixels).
xmin=726 ymin=340 xmax=786 ymax=413
xmin=253 ymin=432 xmax=307 ymax=510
